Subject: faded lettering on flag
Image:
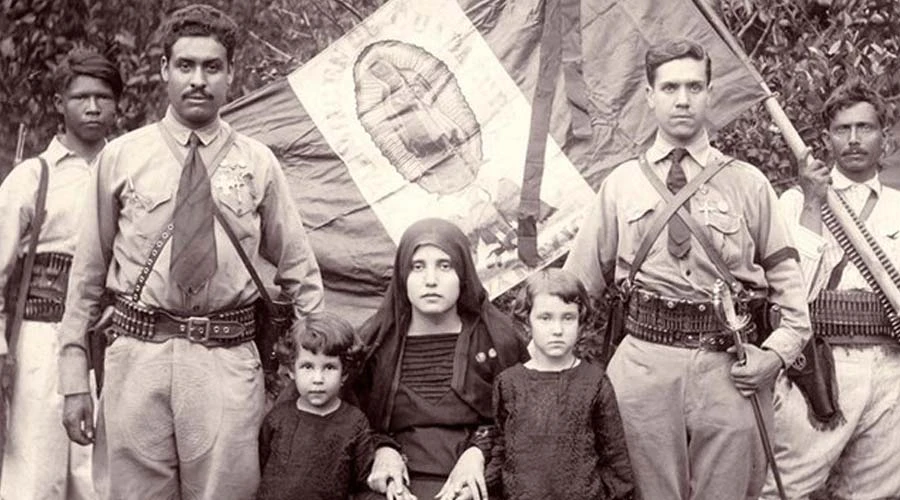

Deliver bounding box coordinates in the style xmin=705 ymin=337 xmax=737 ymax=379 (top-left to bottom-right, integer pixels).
xmin=287 ymin=0 xmax=594 ymax=297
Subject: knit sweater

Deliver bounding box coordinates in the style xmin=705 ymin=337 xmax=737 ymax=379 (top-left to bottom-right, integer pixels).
xmin=258 ymin=400 xmax=374 ymax=500
xmin=488 ymin=362 xmax=634 ymax=500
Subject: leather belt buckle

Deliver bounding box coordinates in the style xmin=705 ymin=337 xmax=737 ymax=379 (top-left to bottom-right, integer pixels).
xmin=184 ymin=316 xmax=211 ymax=343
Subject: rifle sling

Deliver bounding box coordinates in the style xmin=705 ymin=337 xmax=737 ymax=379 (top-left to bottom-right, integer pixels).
xmin=517 ymin=0 xmax=563 ymax=266
xmin=212 ymin=209 xmax=275 ymax=309
xmin=8 ymin=157 xmax=49 ymax=349
xmin=632 ymin=153 xmax=737 ymax=288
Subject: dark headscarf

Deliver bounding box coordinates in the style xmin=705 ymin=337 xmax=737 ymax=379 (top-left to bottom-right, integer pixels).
xmin=355 ymin=218 xmax=525 ymax=430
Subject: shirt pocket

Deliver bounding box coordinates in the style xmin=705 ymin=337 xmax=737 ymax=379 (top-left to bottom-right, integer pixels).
xmin=121 ymin=185 xmax=174 ymax=242
xmin=212 ymin=165 xmax=262 ymax=241
xmin=621 ymin=204 xmax=658 ymax=268
xmin=700 ymin=198 xmax=747 ymax=267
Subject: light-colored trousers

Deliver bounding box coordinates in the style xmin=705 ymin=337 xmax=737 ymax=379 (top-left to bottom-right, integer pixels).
xmin=761 ymin=345 xmax=900 ymax=500
xmin=0 ymin=320 xmax=95 ymax=500
xmin=93 ymin=336 xmax=264 ymax=500
xmin=608 ymin=335 xmax=771 ymax=500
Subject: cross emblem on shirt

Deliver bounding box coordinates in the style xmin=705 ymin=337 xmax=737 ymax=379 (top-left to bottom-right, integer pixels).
xmin=696 ymin=198 xmax=716 ymax=225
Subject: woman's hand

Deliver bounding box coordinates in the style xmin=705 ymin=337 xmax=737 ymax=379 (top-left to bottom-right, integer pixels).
xmin=435 ymin=446 xmax=487 ymax=500
xmin=368 ymin=447 xmax=415 ymax=500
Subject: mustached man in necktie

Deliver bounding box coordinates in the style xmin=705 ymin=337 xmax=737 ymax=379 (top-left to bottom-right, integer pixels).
xmin=56 ymin=5 xmax=324 ymax=499
xmin=763 ymin=82 xmax=900 ymax=500
xmin=564 ymin=38 xmax=811 ymax=500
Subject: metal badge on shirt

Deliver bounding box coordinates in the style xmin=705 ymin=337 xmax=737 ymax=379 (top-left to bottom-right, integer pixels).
xmin=213 ymin=163 xmax=259 ymax=216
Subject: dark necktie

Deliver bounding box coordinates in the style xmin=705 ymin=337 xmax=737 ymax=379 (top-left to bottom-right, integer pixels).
xmin=666 ymin=148 xmax=691 ymax=259
xmin=171 ymin=132 xmax=217 ymax=293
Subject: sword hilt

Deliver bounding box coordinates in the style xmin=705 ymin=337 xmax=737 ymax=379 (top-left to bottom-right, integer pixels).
xmin=712 ymin=279 xmax=751 ymax=363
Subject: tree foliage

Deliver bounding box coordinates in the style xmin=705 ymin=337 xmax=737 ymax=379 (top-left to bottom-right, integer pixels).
xmin=0 ymin=0 xmax=382 ymax=177
xmin=715 ymin=0 xmax=900 ymax=192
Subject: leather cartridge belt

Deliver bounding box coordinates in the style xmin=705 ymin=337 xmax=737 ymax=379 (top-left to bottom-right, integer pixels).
xmin=625 ymin=288 xmax=757 ymax=351
xmin=6 ymin=252 xmax=72 ymax=323
xmin=112 ymin=295 xmax=256 ymax=347
xmin=810 ymin=289 xmax=895 ymax=345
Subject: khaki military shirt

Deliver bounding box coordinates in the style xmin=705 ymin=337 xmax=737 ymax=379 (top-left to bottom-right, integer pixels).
xmin=58 ymin=108 xmax=325 ymax=395
xmin=564 ymin=132 xmax=811 ymax=364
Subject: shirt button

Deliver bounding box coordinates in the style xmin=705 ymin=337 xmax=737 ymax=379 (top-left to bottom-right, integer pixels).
xmin=685 ymin=269 xmax=692 ymax=276
xmin=192 ymin=305 xmax=200 ymax=312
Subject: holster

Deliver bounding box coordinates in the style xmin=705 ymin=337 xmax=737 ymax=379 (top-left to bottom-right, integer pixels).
xmin=602 ymin=286 xmax=631 ymax=364
xmin=747 ymin=298 xmax=843 ymax=429
xmin=254 ymin=296 xmax=295 ymax=375
xmin=86 ymin=291 xmax=118 ymax=397
xmin=785 ymin=336 xmax=844 ymax=430
xmin=86 ymin=307 xmax=113 ymax=397
xmin=747 ymin=298 xmax=780 ymax=346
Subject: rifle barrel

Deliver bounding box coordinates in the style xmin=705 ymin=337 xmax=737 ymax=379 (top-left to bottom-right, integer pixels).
xmin=14 ymin=123 xmax=26 ymax=165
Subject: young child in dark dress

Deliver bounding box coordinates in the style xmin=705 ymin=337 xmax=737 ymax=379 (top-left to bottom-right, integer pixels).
xmin=257 ymin=312 xmax=374 ymax=500
xmin=487 ymin=269 xmax=635 ymax=500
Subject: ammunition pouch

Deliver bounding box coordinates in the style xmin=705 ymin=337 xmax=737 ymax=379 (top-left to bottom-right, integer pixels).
xmin=4 ymin=252 xmax=72 ymax=329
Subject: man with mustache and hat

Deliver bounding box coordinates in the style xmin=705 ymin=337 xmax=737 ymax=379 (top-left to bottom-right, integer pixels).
xmin=56 ymin=5 xmax=324 ymax=499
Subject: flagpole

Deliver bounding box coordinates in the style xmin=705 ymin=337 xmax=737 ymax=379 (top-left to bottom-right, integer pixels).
xmin=689 ymin=0 xmax=900 ymax=320
xmin=690 ymin=0 xmax=804 ymax=155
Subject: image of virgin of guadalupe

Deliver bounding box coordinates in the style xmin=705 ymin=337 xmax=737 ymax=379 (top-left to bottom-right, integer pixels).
xmin=353 ymin=40 xmax=556 ymax=264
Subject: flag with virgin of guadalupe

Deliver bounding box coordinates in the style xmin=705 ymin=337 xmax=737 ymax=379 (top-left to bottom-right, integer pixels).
xmin=222 ymin=0 xmax=766 ymax=325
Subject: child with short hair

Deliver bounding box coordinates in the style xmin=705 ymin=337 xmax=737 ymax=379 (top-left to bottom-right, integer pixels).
xmin=257 ymin=311 xmax=374 ymax=500
xmin=487 ymin=268 xmax=634 ymax=499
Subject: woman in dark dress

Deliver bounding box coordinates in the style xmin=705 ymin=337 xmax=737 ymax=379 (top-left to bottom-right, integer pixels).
xmin=353 ymin=218 xmax=527 ymax=500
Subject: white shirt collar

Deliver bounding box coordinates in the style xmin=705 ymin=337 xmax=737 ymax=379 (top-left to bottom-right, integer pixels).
xmin=41 ymin=136 xmax=79 ymax=166
xmin=831 ymin=167 xmax=882 ymax=196
xmin=646 ymin=129 xmax=711 ymax=167
xmin=161 ymin=106 xmax=223 ymax=147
